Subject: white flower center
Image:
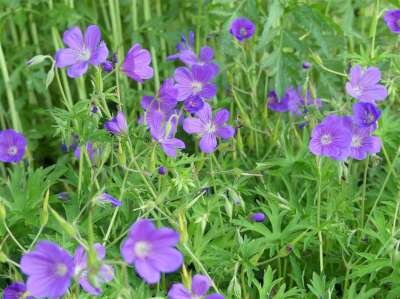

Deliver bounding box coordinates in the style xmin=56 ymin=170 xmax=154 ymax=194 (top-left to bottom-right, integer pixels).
xmin=134 ymin=241 xmax=151 ymax=258
xmin=320 ymin=134 xmax=332 ymax=145
xmin=205 ymin=122 xmax=216 ymax=133
xmin=352 ymin=86 xmax=362 ymax=96
xmin=192 ymin=82 xmax=203 ymax=94
xmin=351 ymin=135 xmax=363 ymax=148
xmin=56 ymin=263 xmax=68 ymax=276
xmin=366 ymin=113 xmax=375 ymax=123
xmin=79 ymin=49 xmax=91 ymax=61
xmin=7 ymin=146 xmax=17 ymax=156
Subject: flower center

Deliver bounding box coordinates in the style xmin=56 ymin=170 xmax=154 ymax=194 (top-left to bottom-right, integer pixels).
xmin=320 ymin=134 xmax=332 ymax=145
xmin=134 ymin=241 xmax=151 ymax=258
xmin=352 ymin=86 xmax=362 ymax=96
xmin=351 ymin=135 xmax=363 ymax=147
xmin=206 ymin=122 xmax=216 ymax=133
xmin=191 ymin=295 xmax=204 ymax=299
xmin=55 ymin=263 xmax=68 ymax=277
xmin=365 ymin=113 xmax=375 ymax=123
xmin=7 ymin=146 xmax=18 ymax=156
xmin=192 ymin=82 xmax=203 ymax=94
xmin=79 ymin=48 xmax=91 ymax=61
xmin=239 ymin=27 xmax=248 ymax=36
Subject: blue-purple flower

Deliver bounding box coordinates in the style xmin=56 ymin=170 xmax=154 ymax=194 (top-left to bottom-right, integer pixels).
xmin=250 ymin=212 xmax=266 ymax=222
xmin=352 ymin=102 xmax=380 ymax=129
xmin=183 ymin=103 xmax=235 ymax=153
xmin=122 ymin=44 xmax=153 ymax=82
xmin=3 ymin=282 xmax=33 ymax=299
xmin=168 ymin=274 xmax=224 ymax=299
xmin=120 ymin=219 xmax=183 ymax=284
xmin=147 ymin=110 xmax=185 ymax=157
xmin=167 ymin=31 xmax=195 ymax=61
xmin=98 ymin=193 xmax=122 ymax=207
xmin=141 ymin=79 xmax=179 ymax=115
xmin=0 ymin=129 xmax=27 ymax=163
xmin=20 ymin=241 xmax=74 ymax=298
xmin=74 ymin=243 xmax=114 ymax=296
xmin=345 ymin=65 xmax=387 ymax=103
xmin=174 ymin=65 xmax=217 ymax=101
xmin=184 ymin=95 xmax=205 ymax=113
xmin=342 ymin=117 xmax=381 ymax=160
xmin=384 ymin=10 xmax=400 ymax=34
xmin=55 ymin=25 xmax=108 ymax=78
xmin=229 ymin=17 xmax=255 ymax=41
xmin=309 ymin=115 xmax=352 ymax=160
xmin=266 ymin=90 xmax=289 ymax=112
xmin=104 ymin=111 xmax=128 ymax=135
xmin=286 ymin=87 xmax=322 ymax=115
xmin=74 ymin=143 xmax=98 ymax=161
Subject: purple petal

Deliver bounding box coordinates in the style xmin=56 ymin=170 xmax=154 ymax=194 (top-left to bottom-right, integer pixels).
xmin=128 ymin=219 xmax=157 ymax=241
xmin=191 ymin=274 xmax=211 ymax=296
xmin=199 ymin=133 xmax=217 ymax=153
xmin=195 ymin=103 xmax=212 ymax=123
xmin=161 ymin=138 xmax=185 ymax=157
xmin=90 ymin=41 xmax=109 ymax=65
xmin=149 ymin=227 xmax=180 ymax=248
xmin=134 ymin=259 xmax=161 ymax=284
xmin=67 ymin=61 xmax=89 ymax=78
xmin=214 ymin=109 xmax=230 ymax=126
xmin=206 ymin=294 xmax=225 ymax=299
xmin=63 ymin=27 xmax=83 ymax=50
xmin=168 ymin=283 xmax=192 ymax=299
xmin=183 ymin=117 xmax=204 ymax=134
xmin=55 ymin=48 xmax=79 ymax=68
xmin=174 ymin=67 xmax=192 ymax=84
xmin=85 ymin=25 xmax=101 ymax=51
xmin=192 ymin=64 xmax=213 ymax=83
xmin=359 ymin=67 xmax=381 ymax=87
xmin=148 ymin=247 xmax=183 ymax=272
xmin=359 ymin=85 xmax=388 ymax=102
xmin=199 ymin=83 xmax=217 ymax=99
xmin=349 ymin=65 xmax=362 ymax=85
xmin=216 ymin=126 xmax=235 ymax=139
xmin=199 ymin=46 xmax=214 ymax=62
xmin=179 ymin=50 xmax=198 ymax=66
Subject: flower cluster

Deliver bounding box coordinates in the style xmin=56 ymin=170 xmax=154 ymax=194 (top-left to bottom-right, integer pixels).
xmin=139 ymin=31 xmax=235 ymax=156
xmin=4 ymin=219 xmax=224 ymax=298
xmin=309 ymin=65 xmax=385 ymax=161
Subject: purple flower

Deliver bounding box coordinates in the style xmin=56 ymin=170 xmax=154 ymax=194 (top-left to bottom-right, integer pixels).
xmin=229 ymin=17 xmax=255 ymax=41
xmin=74 ymin=143 xmax=98 ymax=161
xmin=55 ymin=25 xmax=108 ymax=78
xmin=183 ymin=103 xmax=235 ymax=153
xmin=147 ymin=110 xmax=185 ymax=157
xmin=250 ymin=212 xmax=266 ymax=222
xmin=384 ymin=10 xmax=400 ymax=33
xmin=122 ymin=44 xmax=153 ymax=82
xmin=101 ymin=53 xmax=118 ymax=72
xmin=141 ymin=79 xmax=179 ymax=115
xmin=74 ymin=243 xmax=114 ymax=296
xmin=286 ymin=87 xmax=322 ymax=115
xmin=120 ymin=219 xmax=183 ymax=284
xmin=342 ymin=118 xmax=381 ymax=160
xmin=158 ymin=166 xmax=167 ymax=175
xmin=352 ymin=102 xmax=380 ymax=129
xmin=167 ymin=32 xmax=195 ymax=61
xmin=174 ymin=65 xmax=217 ymax=101
xmin=309 ymin=115 xmax=352 ymax=160
xmin=345 ymin=65 xmax=387 ymax=103
xmin=184 ymin=96 xmax=205 ymax=113
xmin=266 ymin=90 xmax=289 ymax=112
xmin=104 ymin=111 xmax=128 ymax=135
xmin=3 ymin=282 xmax=33 ymax=299
xmin=168 ymin=274 xmax=224 ymax=299
xmin=98 ymin=193 xmax=122 ymax=207
xmin=20 ymin=241 xmax=74 ymax=298
xmin=302 ymin=61 xmax=312 ymax=69
xmin=0 ymin=129 xmax=27 ymax=163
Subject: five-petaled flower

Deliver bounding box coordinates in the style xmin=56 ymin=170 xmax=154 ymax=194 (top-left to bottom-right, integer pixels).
xmin=345 ymin=65 xmax=387 ymax=103
xmin=122 ymin=44 xmax=154 ymax=82
xmin=0 ymin=129 xmax=27 ymax=163
xmin=120 ymin=219 xmax=183 ymax=284
xmin=229 ymin=17 xmax=256 ymax=42
xmin=183 ymin=103 xmax=235 ymax=153
xmin=55 ymin=25 xmax=108 ymax=78
xmin=168 ymin=274 xmax=224 ymax=299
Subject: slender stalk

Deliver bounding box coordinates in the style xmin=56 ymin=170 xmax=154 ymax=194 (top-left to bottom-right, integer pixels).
xmin=3 ymin=221 xmax=26 ymax=252
xmin=316 ymin=158 xmax=324 ymax=273
xmin=143 ymin=0 xmax=160 ymax=91
xmin=361 ymin=157 xmax=369 ymax=228
xmin=0 ymin=41 xmax=22 ymax=131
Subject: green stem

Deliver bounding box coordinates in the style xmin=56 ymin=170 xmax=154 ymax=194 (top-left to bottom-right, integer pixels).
xmin=0 ymin=41 xmax=22 ymax=131
xmin=316 ymin=158 xmax=324 ymax=273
